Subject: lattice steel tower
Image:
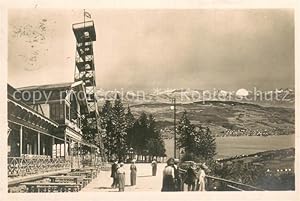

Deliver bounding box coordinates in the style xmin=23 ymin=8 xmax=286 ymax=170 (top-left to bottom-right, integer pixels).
xmin=72 ymin=13 xmax=105 ymax=161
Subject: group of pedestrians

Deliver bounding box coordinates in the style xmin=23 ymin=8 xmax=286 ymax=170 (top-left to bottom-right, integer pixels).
xmin=111 ymin=159 xmax=137 ymax=191
xmin=184 ymin=161 xmax=207 ymax=191
xmin=161 ymin=158 xmax=182 ymax=191
xmin=161 ymin=158 xmax=207 ymax=192
xmin=110 ymin=157 xmax=207 ymax=192
xmin=110 ymin=158 xmax=158 ymax=192
xmin=111 ymin=160 xmax=127 ymax=191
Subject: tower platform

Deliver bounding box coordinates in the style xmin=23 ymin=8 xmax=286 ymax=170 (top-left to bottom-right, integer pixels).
xmin=72 ymin=21 xmax=96 ymax=42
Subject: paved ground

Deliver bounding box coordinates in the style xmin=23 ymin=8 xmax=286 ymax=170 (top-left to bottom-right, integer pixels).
xmin=82 ymin=163 xmax=166 ymax=192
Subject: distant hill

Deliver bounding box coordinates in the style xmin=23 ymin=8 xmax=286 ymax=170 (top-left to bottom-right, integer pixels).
xmin=96 ymin=88 xmax=295 ymax=108
xmin=97 ymin=91 xmax=295 ymax=158
xmin=127 ymin=100 xmax=294 ymax=158
xmin=127 ymin=100 xmax=294 ymax=139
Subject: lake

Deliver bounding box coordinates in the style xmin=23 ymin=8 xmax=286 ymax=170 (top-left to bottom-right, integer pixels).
xmin=215 ymin=135 xmax=295 ymax=159
xmin=164 ymin=135 xmax=295 ymax=159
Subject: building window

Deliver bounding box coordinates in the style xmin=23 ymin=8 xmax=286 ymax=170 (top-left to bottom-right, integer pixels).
xmin=70 ymin=96 xmax=78 ymax=120
xmin=50 ymin=103 xmax=65 ymax=121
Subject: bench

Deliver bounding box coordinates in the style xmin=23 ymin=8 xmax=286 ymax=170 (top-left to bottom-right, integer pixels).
xmin=81 ymin=168 xmax=98 ymax=178
xmin=48 ymin=176 xmax=86 ymax=188
xmin=22 ymin=182 xmax=80 ymax=193
xmin=83 ymin=177 xmax=92 ymax=184
xmin=71 ymin=168 xmax=97 ymax=179
xmin=67 ymin=171 xmax=93 ymax=180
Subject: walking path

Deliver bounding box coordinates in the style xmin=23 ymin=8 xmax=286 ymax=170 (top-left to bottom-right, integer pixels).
xmin=81 ymin=163 xmax=166 ymax=192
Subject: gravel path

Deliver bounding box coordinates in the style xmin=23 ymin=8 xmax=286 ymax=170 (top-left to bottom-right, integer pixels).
xmin=81 ymin=163 xmax=166 ymax=192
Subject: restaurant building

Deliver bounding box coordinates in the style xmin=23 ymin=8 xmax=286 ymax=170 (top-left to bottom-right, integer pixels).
xmin=7 ymin=81 xmax=100 ymax=178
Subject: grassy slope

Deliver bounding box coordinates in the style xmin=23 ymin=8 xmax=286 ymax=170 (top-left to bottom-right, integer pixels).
xmin=130 ymin=101 xmax=294 ymax=134
xmin=129 ymin=101 xmax=295 ymax=158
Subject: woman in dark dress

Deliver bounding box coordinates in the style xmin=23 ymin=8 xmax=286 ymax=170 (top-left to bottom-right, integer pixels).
xmin=130 ymin=160 xmax=137 ymax=186
xmin=151 ymin=158 xmax=157 ymax=176
xmin=111 ymin=160 xmax=119 ymax=188
xmin=173 ymin=159 xmax=182 ymax=191
xmin=161 ymin=158 xmax=176 ymax=191
xmin=184 ymin=162 xmax=197 ymax=191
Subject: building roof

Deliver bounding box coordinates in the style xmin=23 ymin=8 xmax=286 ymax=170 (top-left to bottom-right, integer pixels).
xmin=7 ymin=84 xmax=59 ymax=128
xmin=8 ymin=84 xmax=97 ymax=148
xmin=17 ymin=82 xmax=74 ymax=91
xmin=15 ymin=81 xmax=90 ymax=114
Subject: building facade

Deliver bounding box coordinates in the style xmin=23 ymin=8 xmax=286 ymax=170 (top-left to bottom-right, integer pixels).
xmin=7 ymin=81 xmax=100 ymax=178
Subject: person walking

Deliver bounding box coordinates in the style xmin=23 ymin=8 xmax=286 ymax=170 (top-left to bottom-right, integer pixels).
xmin=184 ymin=162 xmax=197 ymax=191
xmin=161 ymin=158 xmax=176 ymax=191
xmin=151 ymin=158 xmax=157 ymax=176
xmin=198 ymin=164 xmax=207 ymax=191
xmin=130 ymin=159 xmax=137 ymax=186
xmin=117 ymin=162 xmax=126 ymax=192
xmin=111 ymin=160 xmax=118 ymax=188
xmin=173 ymin=159 xmax=182 ymax=191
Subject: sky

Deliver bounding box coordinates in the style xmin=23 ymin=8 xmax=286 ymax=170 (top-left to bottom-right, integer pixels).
xmin=8 ymin=9 xmax=294 ymax=91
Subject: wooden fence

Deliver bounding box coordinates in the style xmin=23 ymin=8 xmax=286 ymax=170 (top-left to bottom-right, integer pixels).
xmin=8 ymin=156 xmax=70 ymax=177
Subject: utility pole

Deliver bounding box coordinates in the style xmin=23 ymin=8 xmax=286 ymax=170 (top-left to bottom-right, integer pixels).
xmin=171 ymin=98 xmax=177 ymax=158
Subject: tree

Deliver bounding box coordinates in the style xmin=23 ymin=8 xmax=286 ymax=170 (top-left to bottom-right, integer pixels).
xmin=129 ymin=112 xmax=166 ymax=160
xmin=146 ymin=138 xmax=166 ymax=158
xmin=125 ymin=106 xmax=135 ymax=129
xmin=145 ymin=114 xmax=166 ymax=158
xmin=133 ymin=112 xmax=148 ymax=155
xmin=100 ymin=100 xmax=166 ymax=161
xmin=99 ymin=100 xmax=114 ymax=159
xmin=177 ymin=110 xmax=217 ymax=161
xmin=81 ymin=117 xmax=96 ymax=144
xmin=194 ymin=126 xmax=217 ymax=160
xmin=148 ymin=114 xmax=160 ymax=139
xmin=125 ymin=105 xmax=136 ymax=147
xmin=111 ymin=94 xmax=127 ymax=160
xmin=177 ymin=110 xmax=196 ymax=153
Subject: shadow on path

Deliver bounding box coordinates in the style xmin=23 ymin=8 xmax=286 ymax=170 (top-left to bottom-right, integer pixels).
xmin=93 ymin=187 xmax=113 ymax=190
xmin=94 ymin=185 xmax=133 ymax=189
xmin=138 ymin=175 xmax=152 ymax=178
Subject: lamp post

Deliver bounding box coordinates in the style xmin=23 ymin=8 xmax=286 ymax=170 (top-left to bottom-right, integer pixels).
xmin=171 ymin=98 xmax=177 ymax=158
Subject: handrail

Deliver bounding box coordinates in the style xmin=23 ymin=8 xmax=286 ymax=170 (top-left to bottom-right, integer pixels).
xmin=178 ymin=168 xmax=263 ymax=191
xmin=205 ymin=175 xmax=264 ymax=191
xmin=226 ymin=184 xmax=243 ymax=191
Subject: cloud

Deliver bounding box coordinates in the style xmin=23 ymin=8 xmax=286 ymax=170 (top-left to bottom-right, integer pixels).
xmin=8 ymin=9 xmax=294 ymax=90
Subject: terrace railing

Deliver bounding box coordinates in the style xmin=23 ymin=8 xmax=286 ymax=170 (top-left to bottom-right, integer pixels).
xmin=206 ymin=175 xmax=264 ymax=191
xmin=178 ymin=168 xmax=263 ymax=191
xmin=8 ymin=156 xmax=71 ymax=177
